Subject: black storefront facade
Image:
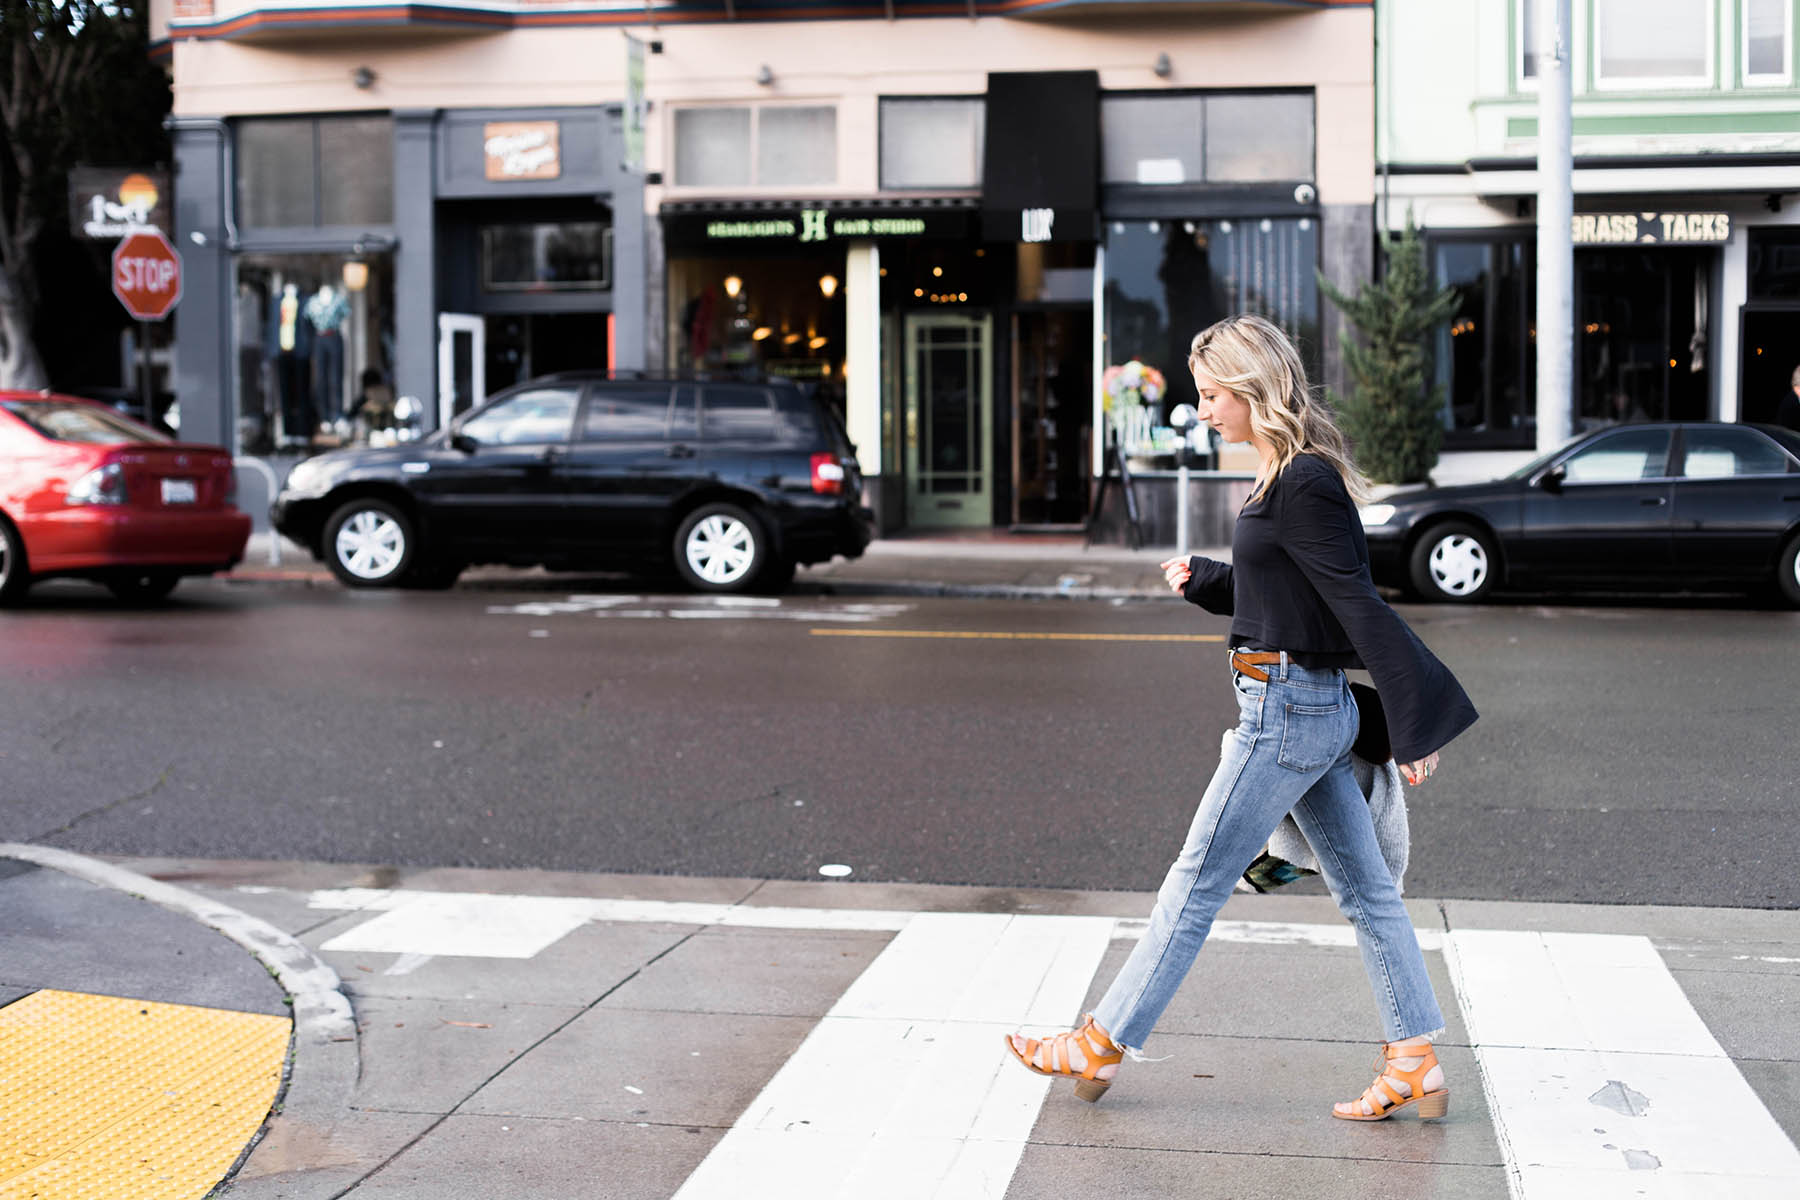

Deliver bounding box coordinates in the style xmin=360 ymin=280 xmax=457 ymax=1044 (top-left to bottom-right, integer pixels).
xmin=658 ymin=72 xmax=1343 ymax=540
xmin=1414 ymin=161 xmax=1800 ymax=452
xmin=170 ymin=105 xmax=646 ymax=461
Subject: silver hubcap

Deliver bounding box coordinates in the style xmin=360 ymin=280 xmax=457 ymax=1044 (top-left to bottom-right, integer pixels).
xmin=1428 ymin=534 xmax=1488 ymax=596
xmin=686 ymin=514 xmax=756 ymax=585
xmin=335 ymin=510 xmax=406 ymax=580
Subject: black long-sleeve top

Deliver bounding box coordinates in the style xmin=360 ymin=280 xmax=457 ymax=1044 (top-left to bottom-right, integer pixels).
xmin=1182 ymin=452 xmax=1478 ymax=764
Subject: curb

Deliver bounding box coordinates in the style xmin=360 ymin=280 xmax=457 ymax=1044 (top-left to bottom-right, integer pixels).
xmin=0 ymin=843 xmax=359 ymax=1198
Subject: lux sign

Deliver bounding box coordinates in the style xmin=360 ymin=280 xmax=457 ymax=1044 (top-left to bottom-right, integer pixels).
xmin=1022 ymin=208 xmax=1055 ymax=243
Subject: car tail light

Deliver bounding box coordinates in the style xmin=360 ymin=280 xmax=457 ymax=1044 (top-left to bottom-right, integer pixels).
xmin=65 ymin=461 xmax=127 ymax=506
xmin=810 ymin=452 xmax=847 ymax=495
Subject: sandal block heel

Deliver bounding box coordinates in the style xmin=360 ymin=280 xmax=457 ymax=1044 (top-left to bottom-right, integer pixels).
xmin=1072 ymin=1077 xmax=1111 ymax=1104
xmin=1413 ymin=1089 xmax=1450 ymax=1120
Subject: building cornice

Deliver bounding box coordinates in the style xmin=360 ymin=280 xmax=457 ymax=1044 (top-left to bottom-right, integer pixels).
xmin=167 ymin=0 xmax=1367 ymax=41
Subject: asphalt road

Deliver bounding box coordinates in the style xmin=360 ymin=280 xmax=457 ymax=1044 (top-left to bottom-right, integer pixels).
xmin=2 ymin=577 xmax=1795 ymax=908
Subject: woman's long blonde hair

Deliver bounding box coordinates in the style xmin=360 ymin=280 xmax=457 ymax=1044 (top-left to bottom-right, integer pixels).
xmin=1188 ymin=313 xmax=1371 ymax=506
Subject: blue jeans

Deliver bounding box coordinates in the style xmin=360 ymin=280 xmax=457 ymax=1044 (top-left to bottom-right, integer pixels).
xmin=1094 ymin=651 xmax=1444 ymax=1051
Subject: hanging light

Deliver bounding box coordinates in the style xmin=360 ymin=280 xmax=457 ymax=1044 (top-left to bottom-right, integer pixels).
xmin=751 ymin=326 xmax=773 ymax=341
xmin=818 ymin=274 xmax=839 ymax=299
xmin=341 ymin=260 xmax=370 ymax=292
xmin=724 ymin=275 xmax=743 ymax=299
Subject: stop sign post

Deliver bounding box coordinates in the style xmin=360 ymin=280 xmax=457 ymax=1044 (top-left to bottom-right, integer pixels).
xmin=112 ymin=228 xmax=182 ymax=427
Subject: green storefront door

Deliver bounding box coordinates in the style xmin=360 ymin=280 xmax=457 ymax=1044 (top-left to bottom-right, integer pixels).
xmin=904 ymin=313 xmax=992 ymax=528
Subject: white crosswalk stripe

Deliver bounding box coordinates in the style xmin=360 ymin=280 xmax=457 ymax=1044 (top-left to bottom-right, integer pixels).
xmin=297 ymin=887 xmax=1800 ymax=1199
xmin=1446 ymin=929 xmax=1800 ymax=1199
xmin=484 ymin=594 xmax=914 ymax=622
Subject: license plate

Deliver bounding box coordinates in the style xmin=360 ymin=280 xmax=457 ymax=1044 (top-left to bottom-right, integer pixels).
xmin=161 ymin=478 xmax=197 ymax=505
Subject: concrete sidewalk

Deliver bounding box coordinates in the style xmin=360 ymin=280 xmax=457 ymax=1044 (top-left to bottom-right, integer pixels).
xmin=224 ymin=531 xmax=1223 ymax=602
xmin=5 ymin=848 xmax=1798 ymax=1199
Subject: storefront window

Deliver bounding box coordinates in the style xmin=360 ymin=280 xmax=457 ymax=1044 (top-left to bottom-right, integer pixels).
xmin=1103 ymin=217 xmax=1320 ymax=425
xmin=482 ymin=222 xmax=612 ymax=291
xmin=1100 ymin=92 xmax=1312 ymax=187
xmin=1575 ymin=247 xmax=1710 ymax=427
xmin=880 ymin=98 xmax=984 ymax=190
xmin=758 ymin=107 xmax=837 ymax=187
xmin=672 ymin=105 xmax=837 ymax=188
xmin=1749 ymin=228 xmax=1800 ymax=299
xmin=1433 ymin=236 xmax=1533 ymax=443
xmin=234 ymin=253 xmax=397 ymax=454
xmin=238 ymin=116 xmax=394 ymax=230
xmin=1204 ymin=94 xmax=1314 ymax=182
xmin=667 ymin=252 xmax=847 ymax=397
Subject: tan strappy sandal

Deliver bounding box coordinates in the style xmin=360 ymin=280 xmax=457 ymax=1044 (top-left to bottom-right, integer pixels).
xmin=1003 ymin=1014 xmax=1123 ymax=1103
xmin=1332 ymin=1041 xmax=1450 ymax=1121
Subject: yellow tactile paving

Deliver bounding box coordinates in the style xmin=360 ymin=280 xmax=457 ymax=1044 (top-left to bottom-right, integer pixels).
xmin=0 ymin=990 xmax=290 ymax=1200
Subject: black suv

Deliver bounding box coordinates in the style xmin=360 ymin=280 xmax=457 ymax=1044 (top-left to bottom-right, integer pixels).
xmin=271 ymin=373 xmax=872 ymax=593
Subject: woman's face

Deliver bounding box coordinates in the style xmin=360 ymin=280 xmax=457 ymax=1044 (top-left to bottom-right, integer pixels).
xmin=1191 ymin=365 xmax=1255 ymax=445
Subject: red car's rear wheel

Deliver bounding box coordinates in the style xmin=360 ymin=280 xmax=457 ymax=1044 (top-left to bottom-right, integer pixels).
xmin=0 ymin=517 xmax=31 ymax=606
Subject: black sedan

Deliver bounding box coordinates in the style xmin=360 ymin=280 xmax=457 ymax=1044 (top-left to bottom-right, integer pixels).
xmin=1360 ymin=422 xmax=1800 ymax=605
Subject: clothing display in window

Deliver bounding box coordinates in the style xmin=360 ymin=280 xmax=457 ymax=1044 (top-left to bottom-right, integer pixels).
xmin=307 ymin=285 xmax=350 ymax=426
xmin=270 ymin=283 xmax=314 ymax=444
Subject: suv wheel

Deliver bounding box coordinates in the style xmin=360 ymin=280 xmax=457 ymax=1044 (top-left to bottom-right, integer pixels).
xmin=324 ymin=498 xmax=416 ymax=588
xmin=674 ymin=503 xmax=767 ymax=593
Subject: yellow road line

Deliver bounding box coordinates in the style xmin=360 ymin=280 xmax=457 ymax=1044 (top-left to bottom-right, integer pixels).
xmin=809 ymin=629 xmax=1225 ymax=643
xmin=0 ymin=989 xmax=289 ymax=1200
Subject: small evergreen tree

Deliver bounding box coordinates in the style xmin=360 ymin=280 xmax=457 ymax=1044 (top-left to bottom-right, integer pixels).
xmin=1317 ymin=219 xmax=1460 ymax=484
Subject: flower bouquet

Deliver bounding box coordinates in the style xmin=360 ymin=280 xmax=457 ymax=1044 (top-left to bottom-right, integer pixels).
xmin=1102 ymin=360 xmax=1167 ymax=448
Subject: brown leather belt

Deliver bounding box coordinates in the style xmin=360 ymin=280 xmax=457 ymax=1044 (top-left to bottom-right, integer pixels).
xmin=1229 ymin=650 xmax=1283 ymax=683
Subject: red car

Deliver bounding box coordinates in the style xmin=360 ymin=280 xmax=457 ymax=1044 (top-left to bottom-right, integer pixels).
xmin=0 ymin=393 xmax=250 ymax=604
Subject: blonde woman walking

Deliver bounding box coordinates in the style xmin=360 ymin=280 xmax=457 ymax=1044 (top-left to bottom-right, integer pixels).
xmin=1005 ymin=314 xmax=1477 ymax=1121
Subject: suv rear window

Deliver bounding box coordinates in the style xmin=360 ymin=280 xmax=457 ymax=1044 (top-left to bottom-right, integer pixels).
xmin=3 ymin=400 xmax=169 ymax=445
xmin=700 ymin=385 xmax=775 ymax=441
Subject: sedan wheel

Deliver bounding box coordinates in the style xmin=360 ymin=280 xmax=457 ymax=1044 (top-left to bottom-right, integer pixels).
xmin=1777 ymin=534 xmax=1800 ymax=609
xmin=324 ymin=498 xmax=416 ymax=588
xmin=674 ymin=503 xmax=767 ymax=593
xmin=1409 ymin=521 xmax=1495 ymax=602
xmin=0 ymin=518 xmax=31 ymax=606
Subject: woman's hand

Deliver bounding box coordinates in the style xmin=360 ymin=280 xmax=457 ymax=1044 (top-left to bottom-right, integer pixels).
xmin=1399 ymin=752 xmax=1440 ymax=786
xmin=1160 ymin=556 xmax=1192 ymax=594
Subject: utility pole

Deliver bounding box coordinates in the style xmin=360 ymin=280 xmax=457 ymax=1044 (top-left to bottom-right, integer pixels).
xmin=1536 ymin=0 xmax=1573 ymax=453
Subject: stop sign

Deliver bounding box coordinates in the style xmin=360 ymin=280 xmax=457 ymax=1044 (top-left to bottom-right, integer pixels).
xmin=112 ymin=229 xmax=183 ymax=321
